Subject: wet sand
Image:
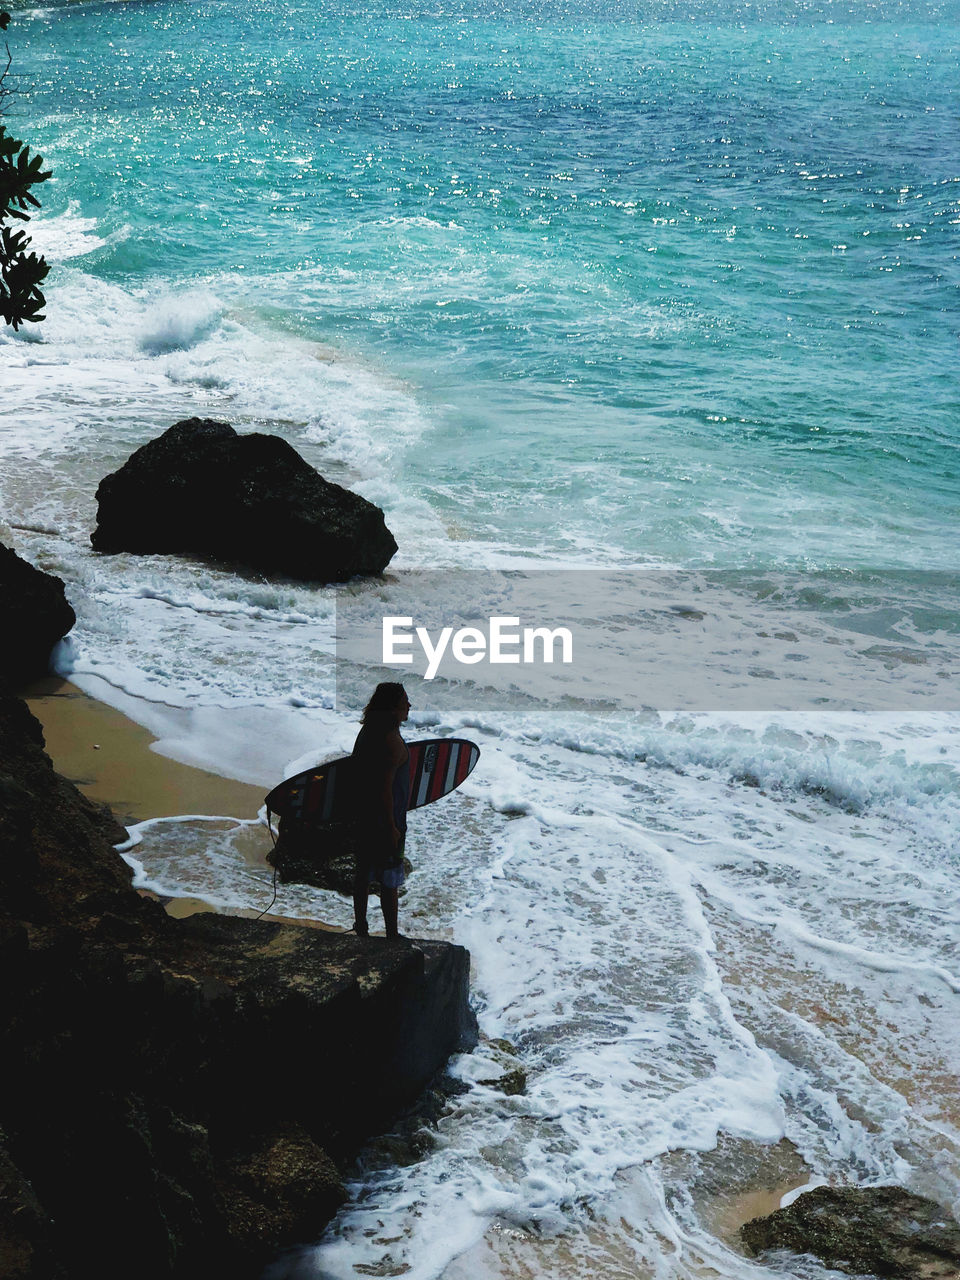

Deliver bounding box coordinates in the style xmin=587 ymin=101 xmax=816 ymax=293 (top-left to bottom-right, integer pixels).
xmin=23 ymin=677 xmax=333 ymax=928
xmin=24 ymin=676 xmax=266 ymax=825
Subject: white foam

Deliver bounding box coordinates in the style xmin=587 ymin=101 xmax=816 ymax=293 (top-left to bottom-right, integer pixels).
xmin=779 ymin=1176 xmax=829 ymax=1208
xmin=138 ymin=291 xmax=223 ymax=356
xmin=119 ymin=812 xmax=352 ymax=922
xmin=26 ymin=202 xmax=108 ymax=261
xmin=0 ymin=267 xmax=438 ymax=547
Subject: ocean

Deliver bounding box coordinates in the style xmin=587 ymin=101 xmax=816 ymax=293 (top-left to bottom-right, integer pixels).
xmin=2 ymin=0 xmax=959 ymax=1274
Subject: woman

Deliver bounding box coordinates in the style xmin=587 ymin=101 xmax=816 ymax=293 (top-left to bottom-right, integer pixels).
xmin=350 ymin=682 xmax=411 ymax=939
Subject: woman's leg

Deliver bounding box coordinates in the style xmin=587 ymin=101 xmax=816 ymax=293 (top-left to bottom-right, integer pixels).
xmin=380 ymin=885 xmax=399 ymax=938
xmin=352 ymin=865 xmax=370 ymax=935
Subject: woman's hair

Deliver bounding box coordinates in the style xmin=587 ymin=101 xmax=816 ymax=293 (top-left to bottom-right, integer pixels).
xmin=361 ymin=682 xmax=407 ymax=724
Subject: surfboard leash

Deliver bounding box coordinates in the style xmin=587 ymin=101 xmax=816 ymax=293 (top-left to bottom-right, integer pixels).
xmin=254 ymin=808 xmax=281 ymax=920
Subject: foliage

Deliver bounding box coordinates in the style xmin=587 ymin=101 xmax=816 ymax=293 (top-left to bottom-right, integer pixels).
xmin=0 ymin=11 xmax=51 ymax=331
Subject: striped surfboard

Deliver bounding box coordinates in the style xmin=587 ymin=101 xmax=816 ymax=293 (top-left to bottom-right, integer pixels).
xmin=265 ymin=737 xmax=480 ymax=828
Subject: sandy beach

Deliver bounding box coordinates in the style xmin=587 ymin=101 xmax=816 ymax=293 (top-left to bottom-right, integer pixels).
xmin=24 ymin=676 xmax=266 ymax=825
xmin=22 ymin=676 xmax=333 ymax=926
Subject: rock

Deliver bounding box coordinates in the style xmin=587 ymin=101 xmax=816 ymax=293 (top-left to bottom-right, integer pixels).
xmin=477 ymin=1037 xmax=527 ymax=1096
xmin=268 ymin=818 xmax=413 ymax=897
xmin=740 ymin=1184 xmax=960 ymax=1278
xmin=0 ymin=1139 xmax=64 ymax=1280
xmin=91 ymin=418 xmax=398 ymax=582
xmin=0 ymin=694 xmax=477 ymax=1278
xmin=357 ymin=1075 xmax=471 ymax=1174
xmin=0 ymin=694 xmax=132 ymax=922
xmin=269 ymin=818 xmax=361 ymax=896
xmin=0 ymin=542 xmax=75 ymax=690
xmin=164 ymin=912 xmax=478 ymax=1155
xmin=486 ymin=1066 xmax=526 ymax=1096
xmin=487 ymin=1037 xmax=519 ymax=1054
xmin=216 ymin=1123 xmax=346 ymax=1253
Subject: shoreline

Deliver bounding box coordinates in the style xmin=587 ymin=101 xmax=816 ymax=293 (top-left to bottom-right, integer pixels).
xmin=23 ymin=676 xmax=267 ymax=825
xmin=23 ymin=675 xmax=334 ymax=928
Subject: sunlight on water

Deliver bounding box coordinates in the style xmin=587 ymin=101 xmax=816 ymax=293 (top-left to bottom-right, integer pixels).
xmin=3 ymin=0 xmax=959 ymax=1275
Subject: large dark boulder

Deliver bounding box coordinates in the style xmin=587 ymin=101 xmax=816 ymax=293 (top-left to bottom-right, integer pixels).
xmin=91 ymin=419 xmax=398 ymax=582
xmin=0 ymin=543 xmax=75 ymax=690
xmin=741 ymin=1184 xmax=960 ymax=1277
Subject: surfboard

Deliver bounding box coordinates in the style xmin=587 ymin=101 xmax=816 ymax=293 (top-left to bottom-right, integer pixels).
xmin=264 ymin=737 xmax=480 ymax=829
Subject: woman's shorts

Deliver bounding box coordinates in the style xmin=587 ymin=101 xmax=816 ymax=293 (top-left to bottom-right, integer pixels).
xmin=359 ymin=834 xmax=406 ymax=889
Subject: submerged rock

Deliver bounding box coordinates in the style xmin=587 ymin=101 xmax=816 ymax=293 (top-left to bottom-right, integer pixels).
xmin=477 ymin=1037 xmax=527 ymax=1096
xmin=740 ymin=1184 xmax=960 ymax=1278
xmin=268 ymin=817 xmax=362 ymax=896
xmin=91 ymin=418 xmax=397 ymax=582
xmin=0 ymin=542 xmax=75 ymax=690
xmin=267 ymin=817 xmax=413 ymax=897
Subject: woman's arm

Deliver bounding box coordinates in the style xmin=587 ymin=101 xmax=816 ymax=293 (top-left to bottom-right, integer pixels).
xmin=376 ymin=732 xmax=406 ymax=845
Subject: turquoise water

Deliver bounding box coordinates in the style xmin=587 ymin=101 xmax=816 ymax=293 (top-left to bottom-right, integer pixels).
xmin=13 ymin=0 xmax=960 ymax=567
xmin=5 ymin=4 xmax=960 ymax=1279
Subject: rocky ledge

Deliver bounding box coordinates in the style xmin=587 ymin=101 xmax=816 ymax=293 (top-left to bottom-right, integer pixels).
xmin=741 ymin=1184 xmax=960 ymax=1278
xmin=91 ymin=417 xmax=398 ymax=582
xmin=0 ymin=543 xmax=75 ymax=685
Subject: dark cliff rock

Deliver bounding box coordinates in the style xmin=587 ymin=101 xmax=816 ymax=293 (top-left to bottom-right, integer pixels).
xmin=91 ymin=418 xmax=398 ymax=582
xmin=0 ymin=694 xmax=131 ymax=923
xmin=0 ymin=542 xmax=75 ymax=689
xmin=0 ymin=692 xmax=476 ymax=1278
xmin=740 ymin=1184 xmax=960 ymax=1278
